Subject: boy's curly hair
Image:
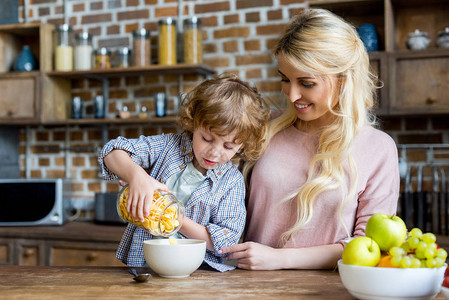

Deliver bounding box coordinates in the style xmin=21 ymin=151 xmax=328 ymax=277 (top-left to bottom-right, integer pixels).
xmin=178 ymin=73 xmax=269 ymax=161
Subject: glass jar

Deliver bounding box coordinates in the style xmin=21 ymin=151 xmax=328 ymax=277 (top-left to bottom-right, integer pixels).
xmin=74 ymin=32 xmax=93 ymax=71
xmin=132 ymin=28 xmax=150 ymax=67
xmin=112 ymin=47 xmax=131 ymax=68
xmin=54 ymin=24 xmax=73 ymax=71
xmin=183 ymin=17 xmax=202 ymax=64
xmin=93 ymin=47 xmax=111 ymax=69
xmin=117 ymin=185 xmax=185 ymax=237
xmin=158 ymin=18 xmax=177 ymax=65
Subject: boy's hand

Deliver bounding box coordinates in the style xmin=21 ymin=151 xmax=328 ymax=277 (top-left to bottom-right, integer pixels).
xmin=126 ymin=173 xmax=169 ymax=222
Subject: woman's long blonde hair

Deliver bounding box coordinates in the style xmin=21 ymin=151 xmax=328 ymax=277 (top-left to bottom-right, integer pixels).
xmin=243 ymin=9 xmax=378 ymax=245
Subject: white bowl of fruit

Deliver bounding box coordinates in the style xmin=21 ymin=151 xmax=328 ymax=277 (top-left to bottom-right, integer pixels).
xmin=339 ymin=214 xmax=447 ymax=300
xmin=441 ymin=267 xmax=449 ymax=299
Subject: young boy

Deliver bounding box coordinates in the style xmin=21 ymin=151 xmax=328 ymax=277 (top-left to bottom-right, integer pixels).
xmin=98 ymin=73 xmax=268 ymax=271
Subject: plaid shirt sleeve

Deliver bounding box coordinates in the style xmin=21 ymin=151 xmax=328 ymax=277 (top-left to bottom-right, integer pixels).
xmin=206 ymin=177 xmax=246 ymax=253
xmin=98 ymin=134 xmax=168 ymax=180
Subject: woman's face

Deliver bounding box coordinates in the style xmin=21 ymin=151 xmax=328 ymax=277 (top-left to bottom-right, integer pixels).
xmin=191 ymin=127 xmax=242 ymax=175
xmin=277 ymin=54 xmax=339 ymax=130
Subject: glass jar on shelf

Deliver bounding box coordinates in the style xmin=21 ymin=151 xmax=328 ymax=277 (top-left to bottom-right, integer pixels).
xmin=158 ymin=18 xmax=177 ymax=65
xmin=54 ymin=24 xmax=74 ymax=71
xmin=74 ymin=32 xmax=93 ymax=71
xmin=112 ymin=47 xmax=131 ymax=68
xmin=132 ymin=28 xmax=151 ymax=66
xmin=93 ymin=47 xmax=111 ymax=69
xmin=183 ymin=17 xmax=202 ymax=64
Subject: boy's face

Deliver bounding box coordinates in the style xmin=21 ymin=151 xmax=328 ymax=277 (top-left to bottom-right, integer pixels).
xmin=191 ymin=127 xmax=242 ymax=175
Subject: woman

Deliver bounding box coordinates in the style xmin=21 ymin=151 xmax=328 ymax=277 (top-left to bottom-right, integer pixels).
xmin=219 ymin=9 xmax=399 ymax=270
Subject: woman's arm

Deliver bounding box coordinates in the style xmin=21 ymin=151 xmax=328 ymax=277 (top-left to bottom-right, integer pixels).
xmin=104 ymin=149 xmax=168 ymax=222
xmin=219 ymin=242 xmax=343 ymax=270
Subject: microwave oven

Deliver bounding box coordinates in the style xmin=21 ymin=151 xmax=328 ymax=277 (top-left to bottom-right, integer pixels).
xmin=0 ymin=178 xmax=71 ymax=226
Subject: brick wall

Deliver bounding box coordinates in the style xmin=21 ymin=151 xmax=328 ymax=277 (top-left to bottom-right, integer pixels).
xmin=17 ymin=0 xmax=449 ymax=216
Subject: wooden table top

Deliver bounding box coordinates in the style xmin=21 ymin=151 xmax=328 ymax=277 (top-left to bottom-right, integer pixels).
xmin=0 ymin=265 xmax=345 ymax=299
xmin=0 ymin=265 xmax=446 ymax=300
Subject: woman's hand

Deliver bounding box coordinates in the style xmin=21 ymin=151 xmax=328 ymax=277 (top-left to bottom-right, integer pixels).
xmin=219 ymin=242 xmax=282 ymax=270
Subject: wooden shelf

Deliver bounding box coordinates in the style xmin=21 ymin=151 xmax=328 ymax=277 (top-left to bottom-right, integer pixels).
xmin=0 ymin=115 xmax=178 ymax=126
xmin=46 ymin=64 xmax=215 ymax=79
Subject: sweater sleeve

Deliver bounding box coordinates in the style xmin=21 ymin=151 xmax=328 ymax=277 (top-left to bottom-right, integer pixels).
xmin=341 ymin=130 xmax=400 ymax=246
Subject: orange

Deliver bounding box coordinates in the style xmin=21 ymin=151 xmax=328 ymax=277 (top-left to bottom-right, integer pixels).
xmin=376 ymin=254 xmax=398 ymax=268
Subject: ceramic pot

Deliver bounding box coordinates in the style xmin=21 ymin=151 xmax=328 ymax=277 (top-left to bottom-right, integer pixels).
xmin=13 ymin=45 xmax=38 ymax=71
xmin=437 ymin=27 xmax=449 ymax=48
xmin=356 ymin=24 xmax=379 ymax=52
xmin=406 ymin=29 xmax=430 ymax=50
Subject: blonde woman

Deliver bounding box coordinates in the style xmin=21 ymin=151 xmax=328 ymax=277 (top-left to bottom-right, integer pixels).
xmin=219 ymin=9 xmax=399 ymax=270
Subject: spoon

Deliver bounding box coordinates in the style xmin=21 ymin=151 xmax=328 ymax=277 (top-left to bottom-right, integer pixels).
xmin=129 ymin=268 xmax=152 ymax=282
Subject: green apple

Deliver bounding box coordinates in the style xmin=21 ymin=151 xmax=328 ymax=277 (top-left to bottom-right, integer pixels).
xmin=342 ymin=236 xmax=381 ymax=266
xmin=365 ymin=213 xmax=407 ymax=252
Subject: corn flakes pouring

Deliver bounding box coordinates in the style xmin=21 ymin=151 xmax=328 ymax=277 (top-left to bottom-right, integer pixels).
xmin=117 ymin=186 xmax=184 ymax=237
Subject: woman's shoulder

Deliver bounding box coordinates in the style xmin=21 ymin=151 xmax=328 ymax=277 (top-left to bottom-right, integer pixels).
xmin=355 ymin=126 xmax=398 ymax=156
xmin=359 ymin=126 xmax=395 ymax=144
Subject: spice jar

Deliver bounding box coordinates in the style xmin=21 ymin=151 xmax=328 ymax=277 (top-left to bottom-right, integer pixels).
xmin=112 ymin=47 xmax=131 ymax=68
xmin=54 ymin=24 xmax=73 ymax=71
xmin=93 ymin=47 xmax=111 ymax=69
xmin=74 ymin=32 xmax=92 ymax=70
xmin=158 ymin=18 xmax=177 ymax=65
xmin=133 ymin=29 xmax=151 ymax=66
xmin=117 ymin=185 xmax=185 ymax=237
xmin=183 ymin=17 xmax=202 ymax=64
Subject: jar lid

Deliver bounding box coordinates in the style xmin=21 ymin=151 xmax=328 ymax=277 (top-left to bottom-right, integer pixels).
xmin=95 ymin=47 xmax=111 ymax=55
xmin=408 ymin=29 xmax=428 ymax=37
xmin=183 ymin=16 xmax=201 ymax=26
xmin=57 ymin=24 xmax=72 ymax=32
xmin=158 ymin=17 xmax=176 ymax=25
xmin=133 ymin=28 xmax=150 ymax=37
xmin=75 ymin=32 xmax=91 ymax=41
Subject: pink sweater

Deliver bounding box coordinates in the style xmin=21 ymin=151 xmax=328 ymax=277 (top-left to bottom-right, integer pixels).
xmin=244 ymin=125 xmax=399 ymax=248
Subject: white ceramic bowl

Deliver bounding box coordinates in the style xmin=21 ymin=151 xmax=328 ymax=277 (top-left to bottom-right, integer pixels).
xmin=338 ymin=259 xmax=446 ymax=300
xmin=441 ymin=286 xmax=449 ymax=300
xmin=143 ymin=239 xmax=206 ymax=278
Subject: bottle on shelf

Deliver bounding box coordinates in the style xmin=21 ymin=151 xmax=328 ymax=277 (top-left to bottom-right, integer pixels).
xmin=132 ymin=28 xmax=151 ymax=67
xmin=54 ymin=24 xmax=74 ymax=71
xmin=183 ymin=17 xmax=203 ymax=64
xmin=93 ymin=47 xmax=111 ymax=69
xmin=113 ymin=47 xmax=131 ymax=68
xmin=74 ymin=32 xmax=93 ymax=71
xmin=158 ymin=18 xmax=177 ymax=65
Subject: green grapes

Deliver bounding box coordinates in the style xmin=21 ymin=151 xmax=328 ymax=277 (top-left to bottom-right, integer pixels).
xmin=387 ymin=227 xmax=447 ymax=269
xmin=422 ymin=233 xmax=436 ymax=244
xmin=409 ymin=228 xmax=423 ymax=239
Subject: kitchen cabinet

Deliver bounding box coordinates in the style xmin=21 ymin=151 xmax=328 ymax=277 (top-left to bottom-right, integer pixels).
xmin=0 ymin=23 xmax=71 ymax=123
xmin=48 ymin=240 xmax=122 ymax=266
xmin=0 ymin=222 xmax=125 ymax=266
xmin=309 ymin=0 xmax=449 ymax=115
xmin=0 ymin=22 xmax=214 ymax=126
